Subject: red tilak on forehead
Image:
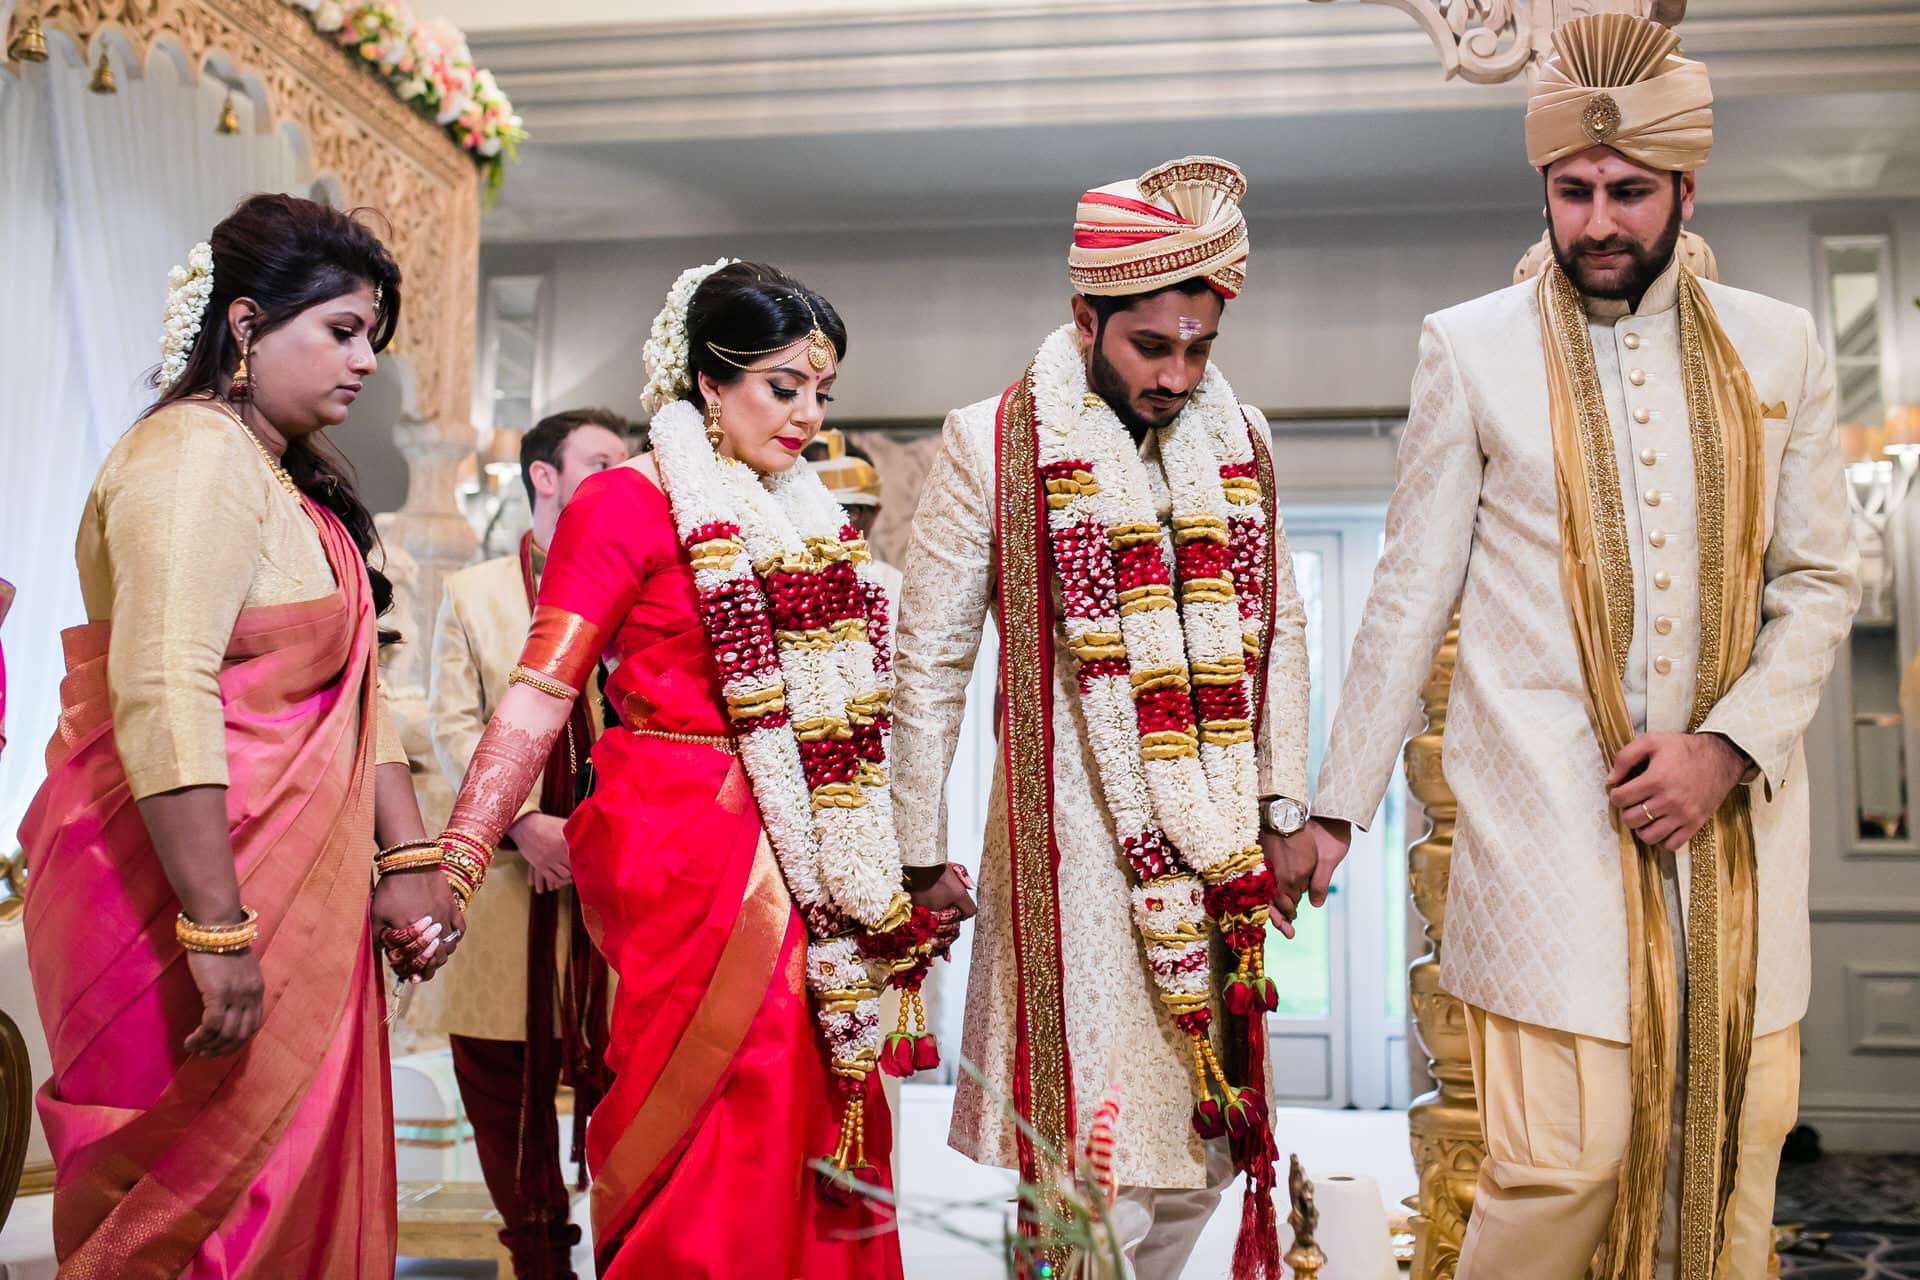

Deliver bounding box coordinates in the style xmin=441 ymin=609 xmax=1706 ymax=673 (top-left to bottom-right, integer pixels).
xmin=1178 ymin=316 xmax=1205 ymax=341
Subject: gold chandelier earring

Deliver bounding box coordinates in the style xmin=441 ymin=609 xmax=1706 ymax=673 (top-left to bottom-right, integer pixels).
xmin=229 ymin=340 xmax=253 ymax=402
xmin=705 ymin=398 xmax=724 ymax=451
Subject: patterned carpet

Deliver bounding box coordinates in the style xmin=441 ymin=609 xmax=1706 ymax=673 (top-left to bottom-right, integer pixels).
xmin=1776 ymin=1152 xmax=1920 ymax=1279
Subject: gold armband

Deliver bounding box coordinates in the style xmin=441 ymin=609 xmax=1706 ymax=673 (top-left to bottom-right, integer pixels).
xmin=508 ymin=666 xmax=578 ymax=701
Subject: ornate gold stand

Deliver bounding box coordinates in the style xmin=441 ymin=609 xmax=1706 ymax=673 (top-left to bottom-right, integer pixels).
xmin=1403 ymin=621 xmax=1483 ymax=1280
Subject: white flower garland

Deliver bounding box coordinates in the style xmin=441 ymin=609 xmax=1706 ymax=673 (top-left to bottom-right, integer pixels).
xmin=639 ymin=258 xmax=736 ymax=416
xmin=159 ymin=242 xmax=215 ymax=389
xmin=1028 ymin=322 xmax=1279 ymax=1140
xmin=1031 ymin=323 xmax=1263 ymax=879
xmin=649 ymin=395 xmax=934 ymax=1181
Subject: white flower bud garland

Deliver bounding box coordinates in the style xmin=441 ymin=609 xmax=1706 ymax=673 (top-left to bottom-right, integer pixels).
xmin=158 ymin=243 xmax=215 ymax=389
xmin=640 ymin=258 xmax=736 ymax=416
xmin=1027 ymin=322 xmax=1280 ymax=1155
xmin=648 ymin=396 xmax=939 ymax=1196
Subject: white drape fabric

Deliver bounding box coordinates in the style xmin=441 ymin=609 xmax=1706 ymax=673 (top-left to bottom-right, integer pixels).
xmin=0 ymin=51 xmax=303 ymax=838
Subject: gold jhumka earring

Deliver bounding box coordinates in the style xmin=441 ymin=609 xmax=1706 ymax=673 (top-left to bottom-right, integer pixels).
xmin=229 ymin=340 xmax=253 ymax=401
xmin=705 ymin=294 xmax=834 ymax=373
xmin=705 ymin=399 xmax=724 ymax=450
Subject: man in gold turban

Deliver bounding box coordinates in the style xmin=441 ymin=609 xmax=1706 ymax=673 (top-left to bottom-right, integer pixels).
xmin=1309 ymin=14 xmax=1858 ymax=1279
xmin=890 ymin=156 xmax=1315 ymax=1277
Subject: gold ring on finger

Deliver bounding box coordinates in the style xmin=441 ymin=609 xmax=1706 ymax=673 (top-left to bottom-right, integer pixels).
xmin=1641 ymin=803 xmax=1657 ymax=825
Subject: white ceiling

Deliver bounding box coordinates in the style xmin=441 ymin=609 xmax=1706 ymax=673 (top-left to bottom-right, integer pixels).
xmin=464 ymin=0 xmax=1920 ymax=245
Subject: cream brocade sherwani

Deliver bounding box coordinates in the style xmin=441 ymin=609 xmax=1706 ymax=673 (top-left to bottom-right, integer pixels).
xmin=410 ymin=551 xmax=602 ymax=1040
xmin=1315 ymin=256 xmax=1857 ymax=1044
xmin=76 ymin=400 xmax=408 ymax=799
xmin=893 ymin=398 xmax=1310 ymax=1190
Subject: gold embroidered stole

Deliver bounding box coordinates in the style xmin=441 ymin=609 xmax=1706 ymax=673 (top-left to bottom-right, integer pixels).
xmin=1538 ymin=262 xmax=1766 ymax=1280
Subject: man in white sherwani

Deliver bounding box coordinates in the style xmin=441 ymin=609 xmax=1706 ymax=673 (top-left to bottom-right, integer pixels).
xmin=1307 ymin=15 xmax=1858 ymax=1280
xmin=892 ymin=156 xmax=1316 ymax=1277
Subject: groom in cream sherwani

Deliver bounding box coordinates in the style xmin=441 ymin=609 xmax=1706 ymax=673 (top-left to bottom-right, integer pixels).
xmin=891 ymin=156 xmax=1317 ymax=1277
xmin=1308 ymin=15 xmax=1857 ymax=1280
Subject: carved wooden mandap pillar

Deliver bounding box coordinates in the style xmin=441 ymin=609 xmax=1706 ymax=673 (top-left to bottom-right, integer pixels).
xmin=1402 ymin=620 xmax=1481 ymax=1280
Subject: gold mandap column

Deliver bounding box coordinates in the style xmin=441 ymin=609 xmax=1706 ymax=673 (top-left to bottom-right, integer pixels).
xmin=1403 ymin=620 xmax=1482 ymax=1280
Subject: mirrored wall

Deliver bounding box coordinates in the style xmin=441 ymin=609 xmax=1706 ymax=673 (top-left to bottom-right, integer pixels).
xmin=1824 ymin=232 xmax=1915 ymax=845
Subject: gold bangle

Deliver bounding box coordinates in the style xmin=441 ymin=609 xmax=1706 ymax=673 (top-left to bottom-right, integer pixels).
xmin=177 ymin=906 xmax=259 ymax=954
xmin=508 ymin=666 xmax=578 ymax=701
xmin=441 ymin=867 xmax=476 ymax=910
xmin=376 ymin=847 xmax=444 ymax=877
xmin=377 ymin=838 xmax=439 ymax=861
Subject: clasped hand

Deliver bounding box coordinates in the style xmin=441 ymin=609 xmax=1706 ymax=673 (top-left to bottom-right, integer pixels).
xmin=1607 ymin=731 xmax=1750 ymax=852
xmin=1263 ymin=820 xmax=1349 ymax=939
xmin=907 ymin=862 xmax=976 ymax=956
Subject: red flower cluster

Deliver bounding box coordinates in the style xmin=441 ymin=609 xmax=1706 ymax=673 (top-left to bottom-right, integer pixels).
xmin=1114 ymin=543 xmax=1169 ymax=593
xmin=700 ymin=578 xmax=781 ymax=692
xmin=1134 ymin=688 xmax=1196 ymax=736
xmin=1122 ymin=828 xmax=1189 ymax=880
xmin=1194 ymin=681 xmax=1250 ymax=726
xmin=1050 ymin=518 xmax=1117 ymax=620
xmin=1076 ymin=656 xmax=1128 ymax=691
xmin=1226 ymin=518 xmax=1264 ymax=621
xmin=1204 ymin=863 xmax=1278 ymax=954
xmin=1174 ymin=537 xmax=1231 ymax=585
xmin=861 ymin=581 xmax=893 ymax=676
xmin=798 ymin=736 xmax=860 ymax=786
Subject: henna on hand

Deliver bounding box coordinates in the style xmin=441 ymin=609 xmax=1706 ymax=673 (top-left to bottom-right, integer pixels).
xmin=446 ymin=718 xmax=564 ymax=849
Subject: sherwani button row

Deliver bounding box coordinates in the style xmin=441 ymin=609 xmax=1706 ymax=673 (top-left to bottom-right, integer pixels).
xmin=1624 ymin=333 xmax=1642 ymax=350
xmin=1655 ymin=655 xmax=1674 ymax=675
xmin=1629 ymin=368 xmax=1647 ymax=386
xmin=1634 ymin=408 xmax=1651 ymax=424
xmin=1640 ymin=448 xmax=1658 ymax=465
xmin=1645 ymin=488 xmax=1662 ymax=507
xmin=1655 ymin=616 xmax=1674 ymax=635
xmin=1649 ymin=529 xmax=1666 ymax=547
xmin=1654 ymin=570 xmax=1673 ymax=590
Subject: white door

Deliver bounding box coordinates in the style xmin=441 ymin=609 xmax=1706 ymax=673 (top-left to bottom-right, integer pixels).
xmin=1263 ymin=512 xmax=1412 ymax=1111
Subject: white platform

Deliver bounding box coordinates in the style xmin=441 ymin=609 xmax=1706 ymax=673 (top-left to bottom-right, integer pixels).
xmin=3 ymin=1086 xmax=1416 ymax=1278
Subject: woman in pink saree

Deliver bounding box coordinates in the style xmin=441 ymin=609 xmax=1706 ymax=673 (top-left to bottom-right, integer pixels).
xmin=18 ymin=195 xmax=458 ymax=1278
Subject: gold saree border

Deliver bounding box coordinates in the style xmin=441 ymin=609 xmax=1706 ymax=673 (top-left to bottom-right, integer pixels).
xmin=588 ymin=830 xmax=791 ymax=1244
xmin=1539 ymin=264 xmax=1766 ymax=1280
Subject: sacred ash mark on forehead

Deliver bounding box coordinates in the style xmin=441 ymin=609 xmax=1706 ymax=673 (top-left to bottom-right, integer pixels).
xmin=1177 ymin=316 xmax=1206 ymax=341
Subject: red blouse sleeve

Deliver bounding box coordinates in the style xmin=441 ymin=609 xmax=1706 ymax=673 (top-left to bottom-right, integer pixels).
xmin=517 ymin=468 xmax=665 ymax=691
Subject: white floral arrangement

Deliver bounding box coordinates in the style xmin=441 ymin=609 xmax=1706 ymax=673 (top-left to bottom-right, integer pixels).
xmin=648 ymin=391 xmax=940 ymax=1192
xmin=639 ymin=258 xmax=737 ymax=417
xmin=159 ymin=242 xmax=216 ymax=389
xmin=283 ymin=0 xmax=524 ymax=191
xmin=1028 ymin=321 xmax=1281 ymax=1143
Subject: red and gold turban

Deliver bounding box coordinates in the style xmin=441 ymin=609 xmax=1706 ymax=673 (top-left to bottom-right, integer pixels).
xmin=1068 ymin=155 xmax=1250 ymax=300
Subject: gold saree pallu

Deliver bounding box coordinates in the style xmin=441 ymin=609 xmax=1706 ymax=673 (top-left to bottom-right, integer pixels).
xmin=1538 ymin=262 xmax=1765 ymax=1280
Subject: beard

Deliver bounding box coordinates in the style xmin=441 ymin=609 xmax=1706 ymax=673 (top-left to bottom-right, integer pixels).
xmin=1550 ymin=197 xmax=1682 ymax=302
xmin=1089 ymin=334 xmax=1187 ymax=439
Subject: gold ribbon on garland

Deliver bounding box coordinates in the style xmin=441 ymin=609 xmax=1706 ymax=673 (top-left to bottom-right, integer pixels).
xmin=1538 ymin=260 xmax=1766 ymax=1280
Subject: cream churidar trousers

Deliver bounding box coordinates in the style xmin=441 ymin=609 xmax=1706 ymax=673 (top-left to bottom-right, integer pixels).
xmin=1458 ymin=1006 xmax=1800 ymax=1280
xmin=1111 ymin=1137 xmax=1236 ymax=1279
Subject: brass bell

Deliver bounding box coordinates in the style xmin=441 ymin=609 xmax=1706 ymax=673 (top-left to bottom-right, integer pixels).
xmin=8 ymin=15 xmax=50 ymax=64
xmin=215 ymin=91 xmax=240 ymax=135
xmin=89 ymin=50 xmax=115 ymax=94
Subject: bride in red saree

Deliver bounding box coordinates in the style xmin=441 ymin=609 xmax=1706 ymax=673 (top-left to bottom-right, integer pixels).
xmin=433 ymin=262 xmax=951 ymax=1278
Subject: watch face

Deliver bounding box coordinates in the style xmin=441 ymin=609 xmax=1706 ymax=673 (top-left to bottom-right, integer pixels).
xmin=1267 ymin=798 xmax=1305 ymax=834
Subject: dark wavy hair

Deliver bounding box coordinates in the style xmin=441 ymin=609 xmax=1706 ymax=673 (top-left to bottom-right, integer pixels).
xmin=681 ymin=261 xmax=847 ymax=409
xmin=144 ymin=193 xmax=405 ymax=639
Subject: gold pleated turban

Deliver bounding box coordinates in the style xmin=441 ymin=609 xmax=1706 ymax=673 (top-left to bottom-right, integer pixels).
xmin=1525 ymin=13 xmax=1713 ymax=173
xmin=1068 ymin=156 xmax=1250 ymax=299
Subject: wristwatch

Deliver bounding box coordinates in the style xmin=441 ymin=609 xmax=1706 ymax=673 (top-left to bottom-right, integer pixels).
xmin=1260 ymin=795 xmax=1309 ymax=837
